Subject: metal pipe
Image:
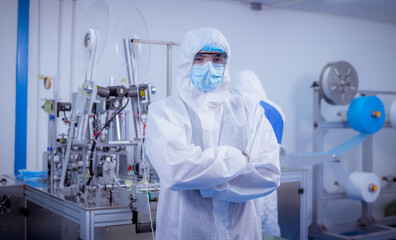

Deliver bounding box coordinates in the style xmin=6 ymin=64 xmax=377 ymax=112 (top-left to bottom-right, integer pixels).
xmin=115 ymin=114 xmax=121 ymax=141
xmin=124 ymin=38 xmax=134 ymax=86
xmin=130 ymin=39 xmax=180 ymax=97
xmin=131 ymin=39 xmax=180 ymax=46
xmin=82 ymin=146 xmax=86 ymax=188
xmin=50 ymin=151 xmax=55 ymax=193
xmin=69 ymin=0 xmax=77 ymax=94
xmin=319 ymin=121 xmax=392 ymax=129
xmin=360 ymin=135 xmax=374 ymax=224
xmin=358 ymin=90 xmax=396 ymax=95
xmin=56 ymin=0 xmax=64 ymax=101
xmin=138 ymin=187 xmax=161 ymax=192
xmin=312 ymin=87 xmax=324 ymax=227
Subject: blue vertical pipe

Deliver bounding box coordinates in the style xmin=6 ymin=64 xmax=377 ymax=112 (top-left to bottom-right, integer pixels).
xmin=14 ymin=0 xmax=29 ymax=176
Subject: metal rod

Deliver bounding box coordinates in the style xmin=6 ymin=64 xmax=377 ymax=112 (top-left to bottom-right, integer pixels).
xmin=116 ymin=115 xmax=121 ymax=141
xmin=131 ymin=39 xmax=180 ymax=46
xmin=362 ymin=136 xmax=373 ymax=172
xmin=123 ymin=38 xmax=134 ymax=86
xmin=358 ymin=90 xmax=396 ymax=95
xmin=318 ymin=121 xmax=350 ymax=129
xmin=312 ymin=87 xmax=324 ymax=227
xmin=50 ymin=151 xmax=55 ymax=193
xmin=319 ymin=121 xmax=392 ymax=129
xmin=360 ymin=135 xmax=374 ymax=224
xmin=82 ymin=146 xmax=86 ymax=188
xmin=139 ymin=187 xmax=161 ymax=192
xmin=130 ymin=38 xmax=180 ymax=97
xmin=323 ymin=192 xmax=349 ymax=201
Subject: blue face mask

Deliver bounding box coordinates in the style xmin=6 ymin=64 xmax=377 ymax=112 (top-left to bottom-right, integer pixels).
xmin=190 ymin=62 xmax=225 ymax=92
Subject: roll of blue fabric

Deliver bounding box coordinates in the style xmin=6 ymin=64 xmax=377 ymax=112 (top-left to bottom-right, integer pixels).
xmin=347 ymin=96 xmax=385 ymax=133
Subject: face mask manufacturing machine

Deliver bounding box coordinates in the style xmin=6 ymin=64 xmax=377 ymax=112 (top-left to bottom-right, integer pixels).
xmin=306 ymin=61 xmax=396 ymax=240
xmin=0 ymin=29 xmax=180 ymax=240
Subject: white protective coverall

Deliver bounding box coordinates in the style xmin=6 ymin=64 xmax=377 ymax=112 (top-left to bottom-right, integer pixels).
xmin=231 ymin=69 xmax=286 ymax=237
xmin=145 ymin=28 xmax=280 ymax=240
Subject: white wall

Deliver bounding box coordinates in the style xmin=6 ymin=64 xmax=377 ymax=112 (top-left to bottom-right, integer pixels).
xmin=0 ymin=0 xmax=18 ymax=175
xmin=22 ymin=0 xmax=396 ymax=232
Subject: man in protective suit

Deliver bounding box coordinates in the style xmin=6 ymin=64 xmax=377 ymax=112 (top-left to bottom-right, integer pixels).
xmin=146 ymin=28 xmax=280 ymax=240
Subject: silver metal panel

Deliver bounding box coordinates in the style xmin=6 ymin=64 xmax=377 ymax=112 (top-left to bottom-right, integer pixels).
xmin=0 ymin=178 xmax=25 ymax=240
xmin=278 ymin=181 xmax=301 ymax=240
xmin=94 ymin=208 xmax=132 ymax=227
xmin=25 ymin=186 xmax=82 ymax=223
xmin=280 ymin=170 xmax=308 ymax=240
xmin=27 ymin=201 xmax=80 ymax=240
xmin=24 ymin=184 xmax=140 ymax=240
xmin=95 ymin=224 xmax=153 ymax=240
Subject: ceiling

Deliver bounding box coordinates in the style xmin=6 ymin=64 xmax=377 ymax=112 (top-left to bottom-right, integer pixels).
xmin=235 ymin=0 xmax=396 ymax=24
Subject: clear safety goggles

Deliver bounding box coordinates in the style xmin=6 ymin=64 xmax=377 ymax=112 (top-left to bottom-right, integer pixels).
xmin=193 ymin=52 xmax=227 ymax=66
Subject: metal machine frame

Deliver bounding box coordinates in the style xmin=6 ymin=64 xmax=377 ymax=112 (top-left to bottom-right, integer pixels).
xmin=124 ymin=38 xmax=180 ymax=97
xmin=22 ymin=38 xmax=181 ymax=240
xmin=25 ymin=184 xmax=134 ymax=240
xmin=309 ymin=85 xmax=396 ymax=239
xmin=279 ymin=169 xmax=308 ymax=240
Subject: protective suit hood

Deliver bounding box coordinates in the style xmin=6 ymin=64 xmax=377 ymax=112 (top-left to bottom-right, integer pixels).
xmin=231 ymin=69 xmax=286 ymax=122
xmin=177 ymin=28 xmax=231 ymax=109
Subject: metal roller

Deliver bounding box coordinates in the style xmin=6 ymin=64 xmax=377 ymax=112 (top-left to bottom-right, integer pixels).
xmin=319 ymin=61 xmax=358 ymax=105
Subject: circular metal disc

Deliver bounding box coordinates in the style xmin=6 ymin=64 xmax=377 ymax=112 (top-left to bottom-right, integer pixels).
xmin=81 ymin=0 xmax=110 ymax=67
xmin=114 ymin=5 xmax=150 ymax=82
xmin=319 ymin=61 xmax=359 ymax=105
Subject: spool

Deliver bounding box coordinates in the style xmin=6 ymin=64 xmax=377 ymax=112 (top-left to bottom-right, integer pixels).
xmin=43 ymin=100 xmax=53 ymax=113
xmin=348 ymin=171 xmax=381 ymax=203
xmin=329 ymin=161 xmax=382 ymax=203
xmin=347 ymin=96 xmax=385 ymax=133
xmin=84 ymin=28 xmax=97 ymax=52
xmin=43 ymin=76 xmax=52 ymax=89
xmin=319 ymin=61 xmax=358 ymax=105
xmin=76 ymin=0 xmax=110 ymax=82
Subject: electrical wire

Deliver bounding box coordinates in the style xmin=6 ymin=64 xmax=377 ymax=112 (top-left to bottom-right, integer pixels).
xmin=131 ymin=40 xmax=155 ymax=240
xmin=62 ymin=110 xmax=71 ymax=125
xmin=84 ymin=98 xmax=130 ymax=189
xmin=140 ymin=130 xmax=155 ymax=239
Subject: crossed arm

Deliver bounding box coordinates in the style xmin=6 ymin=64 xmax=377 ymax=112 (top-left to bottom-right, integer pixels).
xmin=145 ymin=102 xmax=280 ymax=203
